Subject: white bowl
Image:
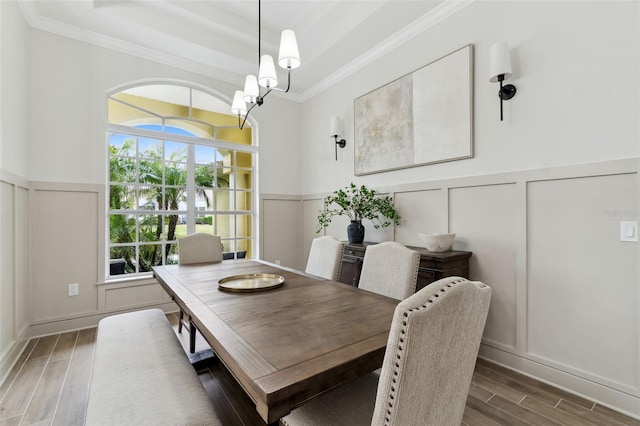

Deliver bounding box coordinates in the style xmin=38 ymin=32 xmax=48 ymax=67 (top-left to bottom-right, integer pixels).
xmin=418 ymin=233 xmax=456 ymax=252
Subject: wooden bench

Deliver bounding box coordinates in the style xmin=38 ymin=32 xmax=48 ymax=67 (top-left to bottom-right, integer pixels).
xmin=85 ymin=309 xmax=221 ymax=425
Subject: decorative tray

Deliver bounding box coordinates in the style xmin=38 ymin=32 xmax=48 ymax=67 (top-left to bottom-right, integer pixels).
xmin=218 ymin=273 xmax=285 ymax=293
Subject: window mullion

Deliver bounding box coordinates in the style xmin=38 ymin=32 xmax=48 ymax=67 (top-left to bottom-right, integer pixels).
xmin=187 ymin=144 xmax=196 ymax=235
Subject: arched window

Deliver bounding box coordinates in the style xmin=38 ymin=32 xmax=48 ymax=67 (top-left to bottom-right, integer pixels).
xmin=106 ymin=83 xmax=255 ymax=277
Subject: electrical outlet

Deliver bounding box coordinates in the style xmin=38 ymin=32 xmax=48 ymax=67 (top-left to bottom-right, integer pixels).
xmin=68 ymin=283 xmax=79 ymax=296
xmin=620 ymin=221 xmax=638 ymax=242
xmin=275 ymin=260 xmax=281 ymax=265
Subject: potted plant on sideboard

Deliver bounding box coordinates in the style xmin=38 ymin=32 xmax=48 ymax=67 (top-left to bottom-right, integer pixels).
xmin=316 ymin=183 xmax=400 ymax=243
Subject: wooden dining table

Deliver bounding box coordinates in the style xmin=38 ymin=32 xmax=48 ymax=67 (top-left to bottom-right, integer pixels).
xmin=152 ymin=259 xmax=399 ymax=424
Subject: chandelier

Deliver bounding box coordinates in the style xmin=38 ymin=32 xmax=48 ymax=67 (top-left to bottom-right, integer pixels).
xmin=231 ymin=0 xmax=300 ymax=129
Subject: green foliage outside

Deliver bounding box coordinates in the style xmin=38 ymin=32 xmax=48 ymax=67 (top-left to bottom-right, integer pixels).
xmin=109 ymin=138 xmax=228 ymax=274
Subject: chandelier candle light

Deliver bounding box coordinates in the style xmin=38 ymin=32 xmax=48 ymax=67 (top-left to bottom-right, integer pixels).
xmin=231 ymin=0 xmax=300 ymax=129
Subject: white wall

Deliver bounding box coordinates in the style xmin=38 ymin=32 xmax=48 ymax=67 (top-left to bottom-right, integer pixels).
xmin=300 ymin=1 xmax=639 ymax=194
xmin=26 ymin=30 xmax=302 ymax=194
xmin=0 ymin=1 xmax=29 ymax=176
xmin=281 ymin=0 xmax=640 ymax=419
xmin=0 ymin=1 xmax=31 ymax=383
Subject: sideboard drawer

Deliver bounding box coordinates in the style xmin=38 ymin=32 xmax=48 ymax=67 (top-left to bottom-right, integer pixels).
xmin=338 ymin=242 xmax=472 ymax=294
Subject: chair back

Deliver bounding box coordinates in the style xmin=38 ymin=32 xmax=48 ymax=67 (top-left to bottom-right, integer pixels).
xmin=358 ymin=242 xmax=420 ymax=300
xmin=178 ymin=233 xmax=223 ymax=264
xmin=372 ymin=276 xmax=491 ymax=426
xmin=305 ymin=236 xmax=345 ymax=280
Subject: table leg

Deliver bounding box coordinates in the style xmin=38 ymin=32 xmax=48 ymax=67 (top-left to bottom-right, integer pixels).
xmin=189 ymin=318 xmax=196 ymax=353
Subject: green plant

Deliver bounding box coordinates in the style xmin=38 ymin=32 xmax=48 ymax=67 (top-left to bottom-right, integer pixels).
xmin=316 ymin=183 xmax=400 ymax=232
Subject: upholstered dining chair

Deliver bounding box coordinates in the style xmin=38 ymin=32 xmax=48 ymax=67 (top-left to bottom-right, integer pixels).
xmin=358 ymin=241 xmax=420 ymax=300
xmin=178 ymin=232 xmax=223 ymax=265
xmin=177 ymin=233 xmax=223 ymax=352
xmin=305 ymin=236 xmax=345 ymax=281
xmin=280 ymin=276 xmax=492 ymax=426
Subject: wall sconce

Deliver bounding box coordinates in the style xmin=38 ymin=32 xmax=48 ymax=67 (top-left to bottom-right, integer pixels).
xmin=330 ymin=116 xmax=346 ymax=161
xmin=489 ymin=42 xmax=517 ymax=121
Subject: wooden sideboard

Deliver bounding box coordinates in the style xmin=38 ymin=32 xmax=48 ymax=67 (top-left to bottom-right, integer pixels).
xmin=338 ymin=242 xmax=472 ymax=292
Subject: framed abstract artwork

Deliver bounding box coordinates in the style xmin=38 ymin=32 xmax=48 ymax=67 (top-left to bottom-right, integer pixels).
xmin=354 ymin=44 xmax=473 ymax=176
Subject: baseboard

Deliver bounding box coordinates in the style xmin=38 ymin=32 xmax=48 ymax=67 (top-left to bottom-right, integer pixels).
xmin=0 ymin=324 xmax=31 ymax=387
xmin=29 ymin=303 xmax=178 ymax=338
xmin=478 ymin=344 xmax=640 ymax=420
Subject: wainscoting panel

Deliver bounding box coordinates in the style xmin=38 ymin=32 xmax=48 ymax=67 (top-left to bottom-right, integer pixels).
xmin=31 ymin=188 xmax=100 ymax=321
xmin=449 ymin=183 xmax=518 ymax=350
xmin=15 ymin=187 xmax=30 ymax=334
xmin=103 ymin=282 xmax=168 ymax=311
xmin=301 ymin=160 xmax=640 ymax=417
xmin=0 ymin=172 xmax=31 ymax=385
xmin=0 ymin=182 xmax=16 ymax=354
xmin=527 ymin=173 xmax=639 ymax=393
xmin=394 ymin=189 xmax=446 ymax=247
xmin=302 ymin=198 xmax=324 ymax=269
xmin=261 ymin=197 xmax=302 ymax=270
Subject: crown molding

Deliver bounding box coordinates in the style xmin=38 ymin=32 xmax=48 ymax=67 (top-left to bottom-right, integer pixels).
xmin=17 ymin=0 xmax=472 ymax=105
xmin=300 ymin=0 xmax=475 ymax=102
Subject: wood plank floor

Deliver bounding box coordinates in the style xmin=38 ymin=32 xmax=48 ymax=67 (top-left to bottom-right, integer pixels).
xmin=1 ymin=312 xmax=638 ymax=426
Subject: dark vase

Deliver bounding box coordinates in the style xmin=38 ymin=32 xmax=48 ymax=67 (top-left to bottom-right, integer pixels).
xmin=347 ymin=220 xmax=365 ymax=244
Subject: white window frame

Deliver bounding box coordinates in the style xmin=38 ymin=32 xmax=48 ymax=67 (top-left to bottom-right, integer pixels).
xmin=106 ymin=83 xmax=258 ymax=279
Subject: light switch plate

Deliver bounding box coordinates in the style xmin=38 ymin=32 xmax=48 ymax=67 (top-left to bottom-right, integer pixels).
xmin=620 ymin=221 xmax=638 ymax=242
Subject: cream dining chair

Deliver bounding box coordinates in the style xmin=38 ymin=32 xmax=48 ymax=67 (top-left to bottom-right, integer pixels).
xmin=305 ymin=236 xmax=345 ymax=281
xmin=280 ymin=276 xmax=492 ymax=426
xmin=358 ymin=241 xmax=420 ymax=300
xmin=177 ymin=233 xmax=223 ymax=353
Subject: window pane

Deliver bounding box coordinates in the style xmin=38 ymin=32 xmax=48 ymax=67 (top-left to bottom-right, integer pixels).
xmin=110 ymin=156 xmax=136 ymax=183
xmin=233 ymin=169 xmax=253 ymax=190
xmin=216 ymin=214 xmax=234 ymax=239
xmin=222 ymin=239 xmax=235 ymax=254
xmin=138 ymin=185 xmax=161 ymax=210
xmin=164 ymin=214 xmax=182 ymax=241
xmin=166 ymin=243 xmax=179 ymax=265
xmin=109 ymin=134 xmax=136 ymax=157
xmin=109 ymin=214 xmax=136 ymax=243
xmin=109 ymin=185 xmax=135 ymax=210
xmin=165 ymin=141 xmax=187 ymax=162
xmin=195 ymin=145 xmax=221 ymax=165
xmin=110 ymin=247 xmax=134 ymax=275
xmin=138 ymin=214 xmax=161 ymax=242
xmin=164 ymin=162 xmax=187 ymax=186
xmin=108 ymin=97 xmax=159 ymax=126
xmin=236 ymin=190 xmax=253 ymax=212
xmin=195 ymin=164 xmax=216 ymax=189
xmin=216 ymin=189 xmax=234 ymax=211
xmin=195 ymin=215 xmax=214 ymax=235
xmin=139 ymin=138 xmax=162 ymax=159
xmin=166 ymin=118 xmax=213 ymax=139
xmin=165 ymin=188 xmax=186 ymax=211
xmin=138 ymin=244 xmax=162 ymax=272
xmin=237 ymin=215 xmax=252 ymax=238
xmin=139 ymin=159 xmax=163 ymax=184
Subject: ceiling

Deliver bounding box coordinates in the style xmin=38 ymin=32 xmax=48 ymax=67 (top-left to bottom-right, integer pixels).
xmin=18 ymin=0 xmax=470 ymax=105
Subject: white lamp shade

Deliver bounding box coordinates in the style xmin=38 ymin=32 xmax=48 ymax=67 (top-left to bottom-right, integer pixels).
xmin=330 ymin=116 xmax=343 ymax=137
xmin=489 ymin=41 xmax=513 ymax=82
xmin=231 ymin=90 xmax=247 ymax=116
xmin=278 ymin=30 xmax=300 ymax=69
xmin=243 ymin=75 xmax=259 ymax=103
xmin=258 ymin=55 xmax=278 ymax=88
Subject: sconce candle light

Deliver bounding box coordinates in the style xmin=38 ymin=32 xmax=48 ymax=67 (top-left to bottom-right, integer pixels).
xmin=330 ymin=116 xmax=346 ymax=161
xmin=489 ymin=41 xmax=517 ymax=121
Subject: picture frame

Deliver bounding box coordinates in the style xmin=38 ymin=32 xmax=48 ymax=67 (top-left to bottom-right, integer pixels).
xmin=354 ymin=44 xmax=474 ymax=176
